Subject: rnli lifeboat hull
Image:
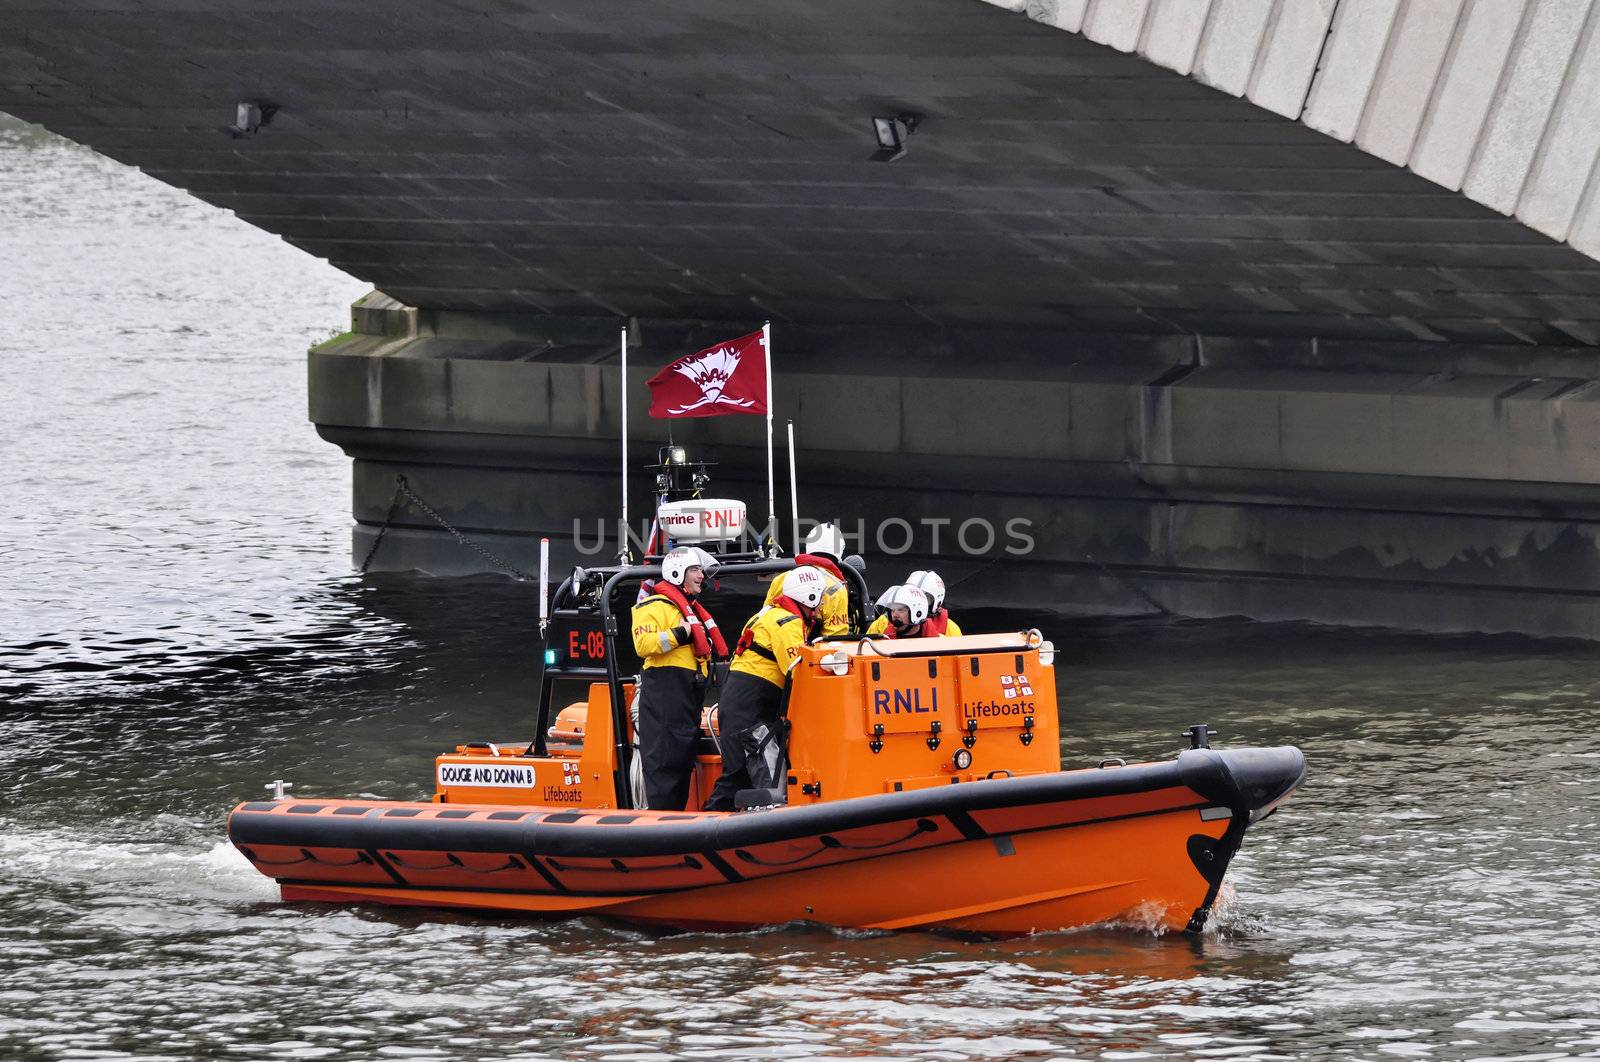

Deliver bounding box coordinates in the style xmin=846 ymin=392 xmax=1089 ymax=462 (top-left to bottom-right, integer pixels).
xmin=229 ymin=746 xmax=1303 ymax=935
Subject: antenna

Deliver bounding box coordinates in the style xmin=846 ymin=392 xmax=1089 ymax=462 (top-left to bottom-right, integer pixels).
xmin=619 ymin=325 xmax=630 ymax=563
xmin=787 ymin=419 xmax=800 ymax=555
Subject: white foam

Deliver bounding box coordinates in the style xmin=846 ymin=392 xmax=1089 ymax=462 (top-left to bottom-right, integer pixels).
xmin=0 ymin=820 xmax=276 ymax=904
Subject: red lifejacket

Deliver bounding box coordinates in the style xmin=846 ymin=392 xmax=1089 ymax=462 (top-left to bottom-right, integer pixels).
xmin=642 ymin=580 xmax=729 ymax=660
xmin=771 ymin=594 xmax=807 ymax=619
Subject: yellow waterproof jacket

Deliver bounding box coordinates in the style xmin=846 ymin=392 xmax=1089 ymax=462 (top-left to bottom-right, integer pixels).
xmin=764 ymin=571 xmax=850 ymax=637
xmin=867 ymin=612 xmax=964 ymax=637
xmin=730 ymin=604 xmax=809 ymax=689
xmin=630 ymin=594 xmax=708 ymax=674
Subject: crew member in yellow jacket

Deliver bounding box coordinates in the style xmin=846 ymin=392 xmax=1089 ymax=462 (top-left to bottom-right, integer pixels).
xmin=762 ymin=522 xmax=851 ymax=636
xmin=704 ymin=566 xmax=828 ymax=812
xmin=630 ymin=546 xmax=725 ymax=810
xmin=867 ymin=568 xmax=963 ymax=637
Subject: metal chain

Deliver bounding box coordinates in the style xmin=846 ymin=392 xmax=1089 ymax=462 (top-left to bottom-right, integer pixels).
xmin=397 ymin=475 xmax=534 ymax=582
xmin=363 ymin=473 xmax=534 ymax=582
xmin=358 ymin=477 xmax=407 ymax=574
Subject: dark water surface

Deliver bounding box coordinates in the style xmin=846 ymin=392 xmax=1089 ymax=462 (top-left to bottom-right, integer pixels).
xmin=5 ymin=116 xmax=1600 ymax=1061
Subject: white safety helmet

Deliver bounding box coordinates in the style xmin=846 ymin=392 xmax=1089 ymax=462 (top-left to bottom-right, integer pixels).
xmin=907 ymin=569 xmax=946 ymax=612
xmin=884 ymin=584 xmax=930 ymax=628
xmin=779 ymin=565 xmax=829 ymax=610
xmin=801 ymin=522 xmax=846 ymax=560
xmin=661 ymin=546 xmax=717 ymax=587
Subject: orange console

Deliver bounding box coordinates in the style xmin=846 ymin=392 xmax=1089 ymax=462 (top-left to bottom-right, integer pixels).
xmin=786 ymin=631 xmax=1059 ymax=803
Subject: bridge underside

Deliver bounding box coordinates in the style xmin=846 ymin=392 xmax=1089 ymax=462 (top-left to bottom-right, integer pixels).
xmin=6 ymin=0 xmax=1600 ymax=343
xmin=8 ymin=1 xmax=1600 ymax=635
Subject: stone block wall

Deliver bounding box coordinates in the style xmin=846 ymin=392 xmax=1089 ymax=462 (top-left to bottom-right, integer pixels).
xmin=313 ymin=291 xmax=1600 ymax=637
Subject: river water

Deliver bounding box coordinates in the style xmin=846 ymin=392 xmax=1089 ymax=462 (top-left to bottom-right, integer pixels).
xmin=4 ymin=114 xmax=1600 ymax=1061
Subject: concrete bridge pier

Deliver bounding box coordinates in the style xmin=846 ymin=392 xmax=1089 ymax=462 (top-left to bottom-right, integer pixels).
xmin=312 ymin=292 xmax=1600 ymax=638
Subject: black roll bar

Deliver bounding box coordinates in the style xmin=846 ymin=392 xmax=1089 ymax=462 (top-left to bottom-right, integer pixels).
xmin=536 ymin=556 xmax=873 ymax=810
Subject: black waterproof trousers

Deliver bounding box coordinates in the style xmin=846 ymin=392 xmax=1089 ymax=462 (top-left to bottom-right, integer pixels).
xmin=703 ymin=671 xmax=785 ymax=812
xmin=638 ymin=665 xmax=705 ymax=811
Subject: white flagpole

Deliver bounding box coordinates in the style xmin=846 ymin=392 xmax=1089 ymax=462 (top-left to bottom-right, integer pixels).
xmin=787 ymin=419 xmax=800 ymax=554
xmin=620 ymin=325 xmax=629 ymax=563
xmin=538 ymin=536 xmax=550 ymax=637
xmin=763 ymin=320 xmax=775 ymax=553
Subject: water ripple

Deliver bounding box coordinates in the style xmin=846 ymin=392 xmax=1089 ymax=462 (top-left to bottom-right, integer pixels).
xmin=6 ymin=111 xmax=1600 ymax=1060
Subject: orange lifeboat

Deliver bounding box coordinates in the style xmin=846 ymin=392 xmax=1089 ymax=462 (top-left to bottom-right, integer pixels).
xmin=229 ymin=558 xmax=1304 ymax=935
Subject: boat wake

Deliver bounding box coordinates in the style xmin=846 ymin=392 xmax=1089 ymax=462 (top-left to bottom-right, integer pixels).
xmin=0 ymin=816 xmax=275 ymax=904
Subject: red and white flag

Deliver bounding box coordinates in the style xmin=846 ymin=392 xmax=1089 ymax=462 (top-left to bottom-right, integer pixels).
xmin=647 ymin=330 xmax=768 ymax=419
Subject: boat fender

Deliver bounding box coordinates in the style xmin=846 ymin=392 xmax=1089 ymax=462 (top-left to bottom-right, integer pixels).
xmin=628 ymin=687 xmax=647 ymax=809
xmin=1175 ymin=746 xmax=1306 ymax=814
